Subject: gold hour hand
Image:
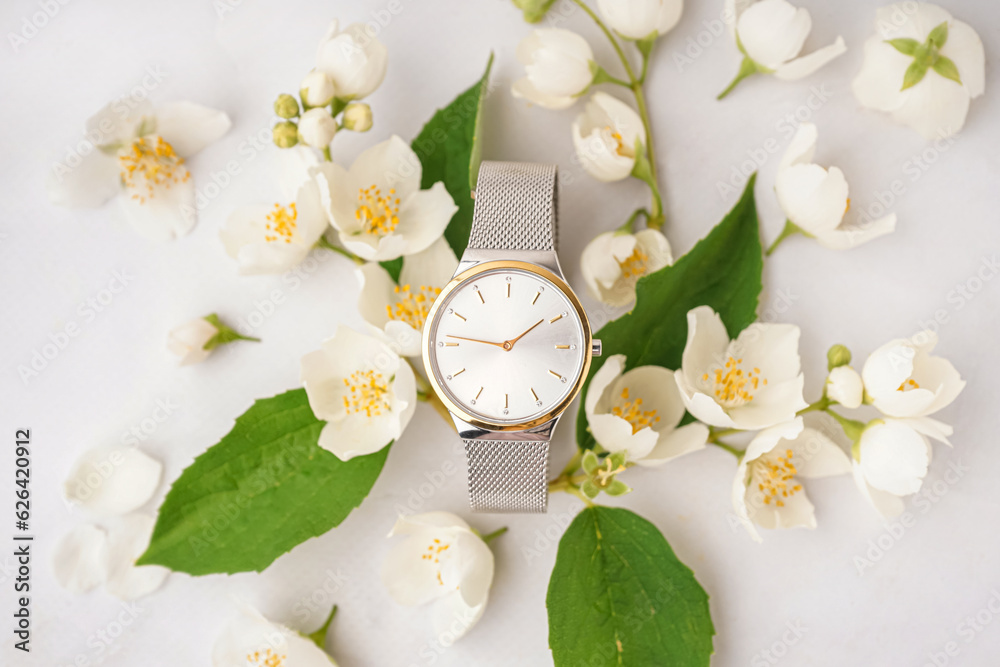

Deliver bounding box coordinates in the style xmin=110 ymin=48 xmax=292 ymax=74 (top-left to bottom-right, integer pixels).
xmin=445 ymin=334 xmax=506 ymax=349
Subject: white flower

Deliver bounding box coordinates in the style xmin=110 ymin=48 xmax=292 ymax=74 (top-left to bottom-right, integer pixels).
xmin=732 ymin=418 xmax=851 ymax=541
xmin=52 ymin=514 xmax=169 ymax=600
xmin=300 ymin=70 xmax=337 ymax=108
xmin=581 ymin=228 xmax=672 ymax=307
xmin=862 ymin=330 xmax=965 ymax=421
xmin=853 ymin=418 xmax=950 ymax=517
xmin=221 ymin=169 xmax=329 ymax=275
xmin=852 ymin=3 xmax=985 ymax=139
xmin=315 ymin=20 xmax=388 ymax=101
xmin=826 ymin=365 xmax=863 ymax=409
xmin=572 ymin=92 xmax=646 ymax=183
xmin=297 ymin=108 xmax=338 ymax=149
xmin=63 ymin=445 xmax=162 ymax=517
xmin=382 ymin=512 xmax=494 ymax=645
xmin=167 ymin=317 xmax=218 ymax=365
xmin=357 ymin=238 xmax=458 ymax=357
xmin=213 ymin=605 xmax=337 ymax=667
xmin=774 ymin=123 xmax=896 ymax=250
xmin=342 ymin=102 xmax=372 ymax=132
xmin=597 ymin=0 xmax=683 ymax=40
xmin=675 ymin=306 xmax=807 ymax=430
xmin=720 ymin=0 xmax=845 ymax=96
xmin=47 ymin=99 xmax=231 ymax=240
xmin=512 ymin=29 xmax=595 ymax=110
xmin=314 ymin=135 xmax=457 ymax=261
xmin=585 ymin=355 xmax=708 ymax=466
xmin=300 ymin=326 xmax=417 ymax=460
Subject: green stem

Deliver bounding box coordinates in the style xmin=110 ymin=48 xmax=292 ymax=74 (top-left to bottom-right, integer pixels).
xmin=717 ymin=56 xmax=759 ymax=100
xmin=796 ymin=396 xmax=832 ymax=416
xmin=618 ymin=208 xmax=649 ymax=233
xmin=479 ymin=526 xmax=508 ymax=545
xmin=305 ymin=604 xmax=337 ymax=652
xmin=765 ymin=220 xmax=804 ymax=256
xmin=315 ymin=236 xmax=364 ymax=264
xmin=566 ymin=484 xmax=596 ymax=507
xmin=709 ymin=440 xmax=743 ymax=459
xmin=570 ymin=0 xmax=663 ymax=224
xmin=824 ymin=408 xmax=868 ymax=451
xmin=560 ymin=450 xmax=584 ymax=478
xmin=322 ymin=146 xmax=332 ymax=162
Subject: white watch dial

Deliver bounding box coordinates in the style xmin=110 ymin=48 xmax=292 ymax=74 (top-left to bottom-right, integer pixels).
xmin=426 ymin=267 xmax=587 ymax=426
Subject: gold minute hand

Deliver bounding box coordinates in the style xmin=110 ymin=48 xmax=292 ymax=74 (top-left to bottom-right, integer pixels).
xmin=445 ymin=334 xmax=507 ymax=349
xmin=504 ymin=319 xmax=545 ymax=350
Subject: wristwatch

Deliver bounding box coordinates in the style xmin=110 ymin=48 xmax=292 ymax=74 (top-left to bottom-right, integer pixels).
xmin=421 ymin=161 xmax=601 ymax=513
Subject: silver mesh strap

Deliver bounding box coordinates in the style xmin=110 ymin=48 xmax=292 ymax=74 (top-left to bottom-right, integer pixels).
xmin=465 ymin=439 xmax=549 ymax=513
xmin=461 ymin=161 xmax=558 ymax=513
xmin=468 ymin=161 xmax=558 ymax=252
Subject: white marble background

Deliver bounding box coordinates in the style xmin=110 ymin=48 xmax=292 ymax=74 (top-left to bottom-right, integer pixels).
xmin=1 ymin=0 xmax=998 ymax=665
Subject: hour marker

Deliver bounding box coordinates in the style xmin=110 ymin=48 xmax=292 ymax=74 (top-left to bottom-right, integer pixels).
xmin=530 ymin=387 xmax=539 ymax=401
xmin=555 ymin=345 xmax=570 ymax=350
xmin=504 ymin=393 xmax=509 ymax=409
xmin=477 ymin=291 xmax=485 ymax=304
xmin=452 ymin=368 xmax=466 ymax=377
xmin=507 ymin=283 xmax=511 ymax=298
xmin=475 ymin=387 xmax=483 ymax=400
xmin=549 ymin=314 xmax=564 ymax=323
xmin=548 ymin=369 xmax=563 ymax=379
xmin=531 ymin=291 xmax=541 ymax=305
xmin=444 ymin=342 xmax=459 ymax=347
xmin=453 ymin=312 xmax=466 ymax=321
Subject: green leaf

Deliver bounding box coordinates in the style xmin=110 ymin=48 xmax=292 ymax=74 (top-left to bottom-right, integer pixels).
xmin=928 ymin=21 xmax=949 ymax=48
xmin=885 ymin=38 xmax=920 ymax=56
xmin=547 ymin=507 xmax=714 ymax=666
xmin=901 ymin=59 xmax=929 ymax=90
xmin=379 ymin=256 xmax=403 ymax=283
xmin=203 ymin=313 xmax=260 ymax=349
xmin=932 ymin=55 xmax=963 ymax=85
xmin=409 ymin=52 xmax=493 ymax=262
xmin=576 ymin=176 xmax=762 ymax=450
xmin=138 ymin=389 xmax=390 ymax=575
xmin=512 ymin=0 xmax=557 ymax=23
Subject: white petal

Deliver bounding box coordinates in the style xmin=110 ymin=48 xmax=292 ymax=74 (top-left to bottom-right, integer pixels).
xmin=775 ymin=164 xmax=849 ymax=235
xmin=52 ymin=524 xmax=108 ymax=593
xmin=851 ymin=37 xmax=911 ymax=112
xmin=737 ymin=0 xmax=811 ymax=69
xmin=891 ymin=69 xmax=971 ymax=140
xmin=590 ymin=413 xmax=659 ymax=460
xmin=395 ymin=182 xmax=459 ymax=257
xmin=773 ymin=37 xmax=846 ymax=80
xmin=349 ymin=135 xmax=422 ymax=201
xmin=941 ymin=19 xmax=985 ymax=98
xmin=118 ymin=169 xmax=197 ymax=241
xmin=743 ymin=418 xmax=805 ymax=463
xmin=399 ymin=237 xmax=459 ymax=289
xmin=898 ymin=416 xmax=954 ymax=446
xmin=104 ymin=514 xmax=170 ymax=600
xmin=432 ymin=592 xmax=486 ymax=646
xmin=315 ymin=21 xmax=387 ymax=99
xmin=522 ymin=29 xmax=594 ymax=97
xmin=853 ymin=462 xmax=905 ymax=518
xmin=748 ymin=482 xmax=816 ymax=531
xmin=726 ymin=374 xmax=807 ymax=430
xmin=814 ymin=213 xmax=896 ymax=250
xmin=85 ymin=98 xmax=154 ymax=148
xmin=47 ymin=149 xmax=120 ymax=209
xmin=313 ymin=161 xmax=355 ymax=232
xmin=678 ymin=384 xmax=739 ymax=428
xmin=680 ymin=306 xmax=730 ymax=387
xmin=356 ymin=263 xmax=396 ymax=330
xmin=511 ymin=78 xmax=576 ymax=110
xmin=733 ymin=321 xmax=804 ymax=383
xmin=212 ymin=605 xmax=333 ymax=667
xmin=167 ymin=317 xmax=218 ymax=365
xmin=777 ymin=122 xmax=817 ymax=171
xmin=638 ymin=422 xmax=710 ymax=467
xmin=585 ymin=354 xmax=625 ymax=419
xmin=616 ymin=365 xmax=686 ymax=430
xmin=63 ymin=445 xmax=162 ymax=517
xmin=787 ymin=427 xmax=852 ymax=478
xmin=154 ymin=102 xmax=231 ymax=158
xmin=858 ymin=421 xmax=929 ymax=496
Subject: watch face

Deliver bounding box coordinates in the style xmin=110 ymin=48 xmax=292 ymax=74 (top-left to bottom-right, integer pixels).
xmin=425 ymin=263 xmax=590 ymax=428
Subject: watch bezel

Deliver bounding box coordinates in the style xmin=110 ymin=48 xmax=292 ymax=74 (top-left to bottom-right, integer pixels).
xmin=422 ymin=259 xmax=593 ymax=432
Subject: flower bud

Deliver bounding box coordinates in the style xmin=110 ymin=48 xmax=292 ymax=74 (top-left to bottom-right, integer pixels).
xmin=826 ymin=343 xmax=852 ymax=370
xmin=826 ymin=365 xmax=863 ymax=409
xmin=342 ymin=102 xmax=373 ymax=132
xmin=300 ymin=71 xmax=336 ymax=108
xmin=297 ymin=108 xmax=338 ymax=148
xmin=273 ymin=94 xmax=300 ymax=119
xmin=272 ymin=121 xmax=299 ymax=148
xmin=513 ymin=0 xmax=557 ymax=23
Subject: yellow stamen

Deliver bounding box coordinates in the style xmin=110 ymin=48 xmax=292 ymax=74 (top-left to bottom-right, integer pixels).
xmin=245 ymin=648 xmax=286 ymax=667
xmin=341 ymin=369 xmax=391 ymax=417
xmin=754 ymin=448 xmax=802 ymax=508
xmin=355 ymin=185 xmax=400 ymax=237
xmin=611 ymin=386 xmax=660 ymax=434
xmin=117 ymin=136 xmax=190 ymax=204
xmin=897 ymin=378 xmax=920 ymax=392
xmin=263 ymin=202 xmax=298 ymax=244
xmin=711 ymin=356 xmax=766 ymax=407
xmin=385 ymin=283 xmax=442 ymax=330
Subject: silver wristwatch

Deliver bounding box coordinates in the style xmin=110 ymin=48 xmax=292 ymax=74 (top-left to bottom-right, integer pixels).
xmin=422 ymin=161 xmax=601 ymax=513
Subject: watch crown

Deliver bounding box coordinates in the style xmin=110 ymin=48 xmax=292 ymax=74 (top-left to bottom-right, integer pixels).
xmin=592 ymin=340 xmax=602 ymax=357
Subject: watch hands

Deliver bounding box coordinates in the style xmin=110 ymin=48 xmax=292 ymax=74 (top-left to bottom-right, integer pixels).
xmin=445 ymin=334 xmax=507 ymax=349
xmin=503 ymin=319 xmax=545 ymax=350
